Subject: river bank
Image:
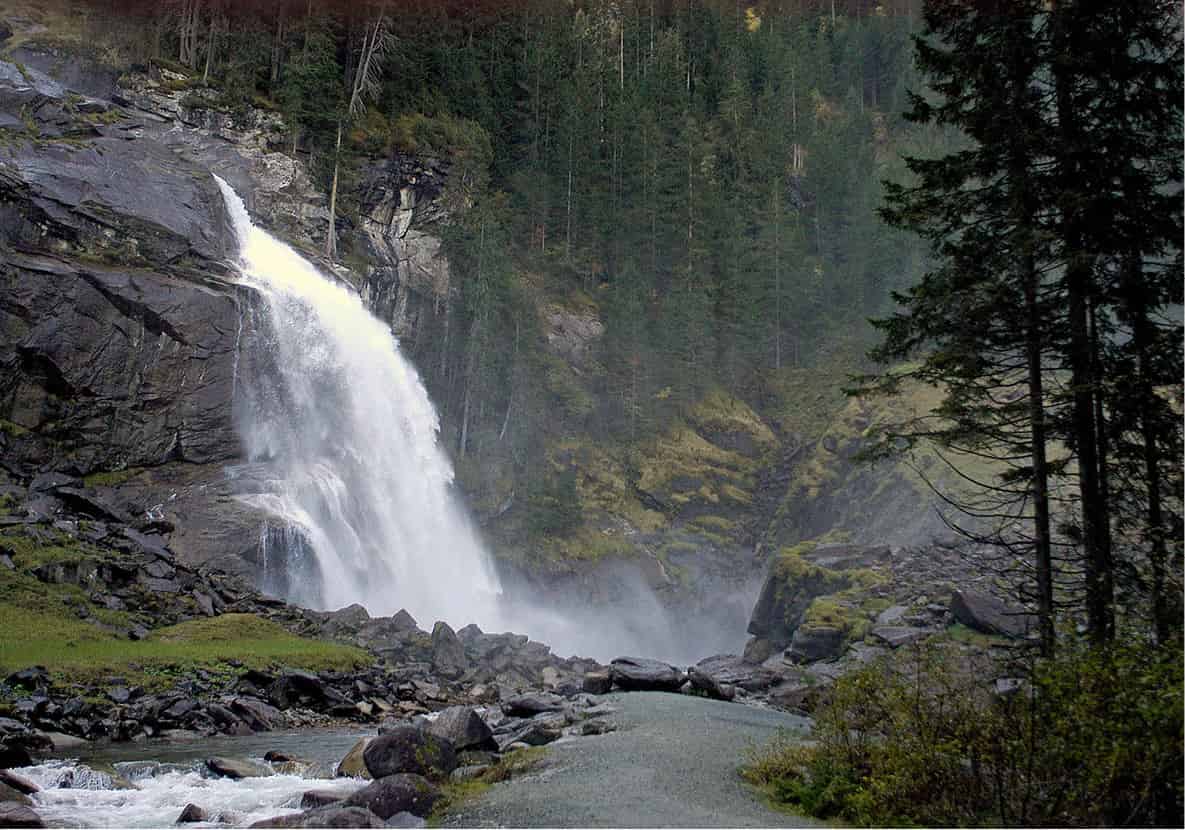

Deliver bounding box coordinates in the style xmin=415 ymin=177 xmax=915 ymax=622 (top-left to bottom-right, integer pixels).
xmin=6 ymin=694 xmax=813 ymax=828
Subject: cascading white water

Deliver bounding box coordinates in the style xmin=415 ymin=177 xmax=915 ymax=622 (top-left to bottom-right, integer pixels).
xmin=215 ymin=177 xmax=502 ymax=629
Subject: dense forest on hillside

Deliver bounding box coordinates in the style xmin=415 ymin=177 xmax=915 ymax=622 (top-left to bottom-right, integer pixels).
xmin=75 ymin=0 xmax=945 ymax=463
xmin=0 ymin=0 xmax=1181 ymax=826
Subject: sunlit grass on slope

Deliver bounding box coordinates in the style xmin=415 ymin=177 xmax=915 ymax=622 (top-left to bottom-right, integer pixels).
xmin=0 ymin=608 xmax=372 ymax=691
xmin=0 ymin=533 xmax=370 ymax=689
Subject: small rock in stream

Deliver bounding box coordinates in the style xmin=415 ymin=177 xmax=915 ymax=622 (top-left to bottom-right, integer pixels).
xmin=177 ymin=803 xmax=207 ymax=823
xmin=301 ymin=789 xmax=347 ymax=809
xmin=205 ymin=757 xmax=275 ymax=779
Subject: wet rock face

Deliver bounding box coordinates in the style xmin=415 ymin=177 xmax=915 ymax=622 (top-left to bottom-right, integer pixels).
xmin=357 ymin=155 xmax=451 ymax=342
xmin=0 ymin=57 xmax=247 ymax=484
xmin=0 ymin=254 xmax=243 ymax=474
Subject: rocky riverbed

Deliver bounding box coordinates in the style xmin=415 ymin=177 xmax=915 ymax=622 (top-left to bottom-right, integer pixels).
xmin=2 ymin=691 xmax=819 ymax=829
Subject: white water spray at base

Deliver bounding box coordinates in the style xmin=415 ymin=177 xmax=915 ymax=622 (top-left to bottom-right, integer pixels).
xmin=216 ymin=177 xmax=502 ymax=630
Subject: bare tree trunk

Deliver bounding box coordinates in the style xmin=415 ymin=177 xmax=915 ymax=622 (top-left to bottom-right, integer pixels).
xmin=201 ymin=9 xmax=216 ymax=85
xmin=773 ymin=189 xmax=782 ymax=370
xmin=499 ymin=320 xmax=519 ymax=443
xmin=325 ymin=120 xmax=342 ymax=259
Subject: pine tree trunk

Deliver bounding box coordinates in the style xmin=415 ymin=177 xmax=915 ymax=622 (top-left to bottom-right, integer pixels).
xmin=1009 ymin=37 xmax=1055 ymax=657
xmin=1024 ymin=255 xmax=1055 ymax=656
xmin=1052 ymin=0 xmax=1112 ymax=642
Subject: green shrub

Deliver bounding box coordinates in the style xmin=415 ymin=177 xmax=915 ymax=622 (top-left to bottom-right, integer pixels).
xmin=742 ymin=638 xmax=1184 ymax=827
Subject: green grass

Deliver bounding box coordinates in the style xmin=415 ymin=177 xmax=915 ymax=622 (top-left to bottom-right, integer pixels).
xmin=941 ymin=622 xmax=1009 ymax=648
xmin=0 ymin=419 xmax=29 ymax=437
xmin=82 ymin=467 xmax=144 ymax=488
xmin=428 ymin=747 xmax=547 ymax=826
xmin=0 ymin=610 xmax=372 ymax=689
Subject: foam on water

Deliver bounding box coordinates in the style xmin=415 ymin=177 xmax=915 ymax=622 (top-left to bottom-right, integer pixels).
xmin=17 ymin=759 xmax=362 ymax=828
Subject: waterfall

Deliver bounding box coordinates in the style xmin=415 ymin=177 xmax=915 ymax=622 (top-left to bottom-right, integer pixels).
xmin=215 ymin=177 xmax=502 ymax=629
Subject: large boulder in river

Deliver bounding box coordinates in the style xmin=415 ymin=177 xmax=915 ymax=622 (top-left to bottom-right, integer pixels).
xmin=363 ymin=726 xmax=457 ymax=780
xmin=344 ymin=773 xmax=440 ymax=820
xmin=609 ymin=657 xmax=684 ymax=692
xmin=950 ymin=589 xmax=1035 ymax=638
xmin=336 ymin=738 xmax=373 ymax=779
xmin=206 ymin=757 xmax=275 ymax=779
xmin=426 ymin=706 xmax=496 ymax=752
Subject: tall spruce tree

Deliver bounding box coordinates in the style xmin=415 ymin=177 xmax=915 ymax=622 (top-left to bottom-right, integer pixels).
xmin=866 ymin=0 xmax=1182 ymax=650
xmin=866 ymin=0 xmax=1059 ymax=653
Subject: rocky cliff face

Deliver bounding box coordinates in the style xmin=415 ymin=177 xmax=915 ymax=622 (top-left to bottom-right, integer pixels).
xmin=0 ymin=59 xmax=239 ymax=476
xmin=0 ymin=44 xmax=458 ymax=585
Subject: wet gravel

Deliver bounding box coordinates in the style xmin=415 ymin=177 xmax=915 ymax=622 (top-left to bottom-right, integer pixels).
xmin=442 ymin=692 xmax=819 ymax=828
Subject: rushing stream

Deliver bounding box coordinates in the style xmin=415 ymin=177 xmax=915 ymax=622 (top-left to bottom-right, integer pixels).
xmin=14 ymin=730 xmax=369 ymax=828
xmin=216 ymin=178 xmax=503 ymax=630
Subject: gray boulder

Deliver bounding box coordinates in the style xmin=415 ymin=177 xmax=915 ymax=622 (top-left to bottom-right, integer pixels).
xmin=787 ymin=626 xmax=846 ymax=664
xmin=336 ymin=738 xmax=373 ymax=779
xmin=496 ymin=720 xmax=562 ymax=750
xmin=205 ymin=757 xmax=275 ymax=779
xmin=344 ymin=773 xmax=440 ymax=820
xmin=362 ymin=726 xmax=457 ymax=780
xmin=301 ymin=789 xmax=348 ymax=809
xmin=609 ymin=657 xmax=684 ymax=692
xmin=231 ymin=697 xmax=283 ymax=731
xmin=581 ymin=671 xmax=612 ymax=695
xmin=870 ymin=626 xmax=928 ymax=649
xmin=177 ymin=804 xmax=207 ymax=823
xmin=686 ymin=667 xmax=735 ymax=701
xmin=426 ymin=706 xmax=496 ymax=752
xmin=692 ymin=654 xmax=777 ymax=693
xmin=950 ymin=589 xmax=1035 ymax=638
xmin=501 ymin=693 xmax=565 ymax=718
xmin=430 ymin=622 xmax=466 ymax=678
xmin=385 ymin=812 xmax=427 ymax=829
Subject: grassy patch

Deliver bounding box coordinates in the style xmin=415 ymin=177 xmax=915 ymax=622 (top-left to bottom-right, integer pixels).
xmin=941 ymin=622 xmax=1008 ymax=648
xmin=82 ymin=467 xmax=144 ymax=488
xmin=0 ymin=611 xmax=371 ymax=689
xmin=428 ymin=747 xmax=547 ymax=825
xmin=687 ymin=388 xmax=778 ymax=453
xmin=0 ymin=419 xmax=29 ymax=437
xmin=0 ymin=529 xmax=102 ymax=568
